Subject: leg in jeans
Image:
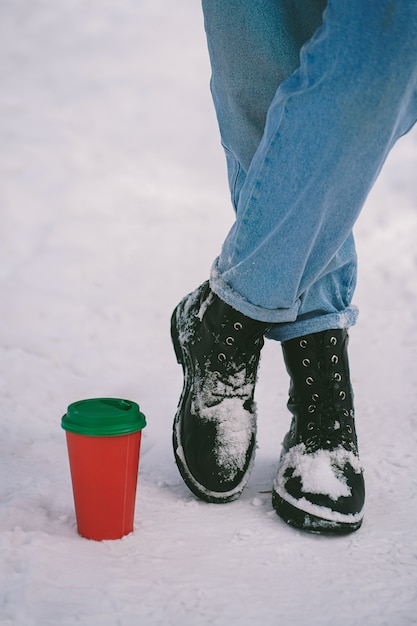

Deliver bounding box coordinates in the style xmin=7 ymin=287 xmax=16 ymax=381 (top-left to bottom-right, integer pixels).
xmin=172 ymin=0 xmax=417 ymax=531
xmin=172 ymin=1 xmax=323 ymax=506
xmin=205 ymin=0 xmax=417 ymax=339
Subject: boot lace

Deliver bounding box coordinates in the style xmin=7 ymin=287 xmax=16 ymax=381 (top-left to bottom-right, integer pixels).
xmin=290 ymin=333 xmax=357 ymax=454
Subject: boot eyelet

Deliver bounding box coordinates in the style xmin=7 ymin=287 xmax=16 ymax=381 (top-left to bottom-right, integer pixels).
xmin=234 ymin=322 xmax=243 ymax=331
xmin=306 ymin=437 xmax=314 ymax=446
xmin=307 ymin=422 xmax=315 ymax=430
xmin=343 ymin=409 xmax=349 ymax=417
xmin=306 ymin=376 xmax=314 ymax=385
xmin=308 ymin=405 xmax=316 ymax=413
xmin=300 ymin=339 xmax=308 ymax=348
xmin=218 ymin=353 xmax=227 ymax=363
xmin=225 ymin=336 xmax=234 ymax=346
xmin=334 ymin=373 xmax=342 ymax=382
xmin=331 ymin=355 xmax=339 ymax=364
xmin=312 ymin=393 xmax=319 ymax=401
xmin=330 ymin=336 xmax=337 ymax=345
xmin=346 ymin=425 xmax=353 ymax=434
xmin=339 ymin=391 xmax=346 ymax=400
xmin=302 ymin=358 xmax=310 ymax=367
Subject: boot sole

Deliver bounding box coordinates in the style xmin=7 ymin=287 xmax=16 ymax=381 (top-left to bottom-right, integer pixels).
xmin=171 ymin=306 xmax=254 ymax=504
xmin=272 ymin=489 xmax=363 ymax=534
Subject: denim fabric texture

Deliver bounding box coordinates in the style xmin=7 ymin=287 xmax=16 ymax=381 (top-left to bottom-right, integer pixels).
xmin=202 ymin=0 xmax=417 ymax=341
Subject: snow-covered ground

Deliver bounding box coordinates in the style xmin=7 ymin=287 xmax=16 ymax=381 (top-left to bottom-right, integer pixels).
xmin=1 ymin=2 xmax=417 ymax=624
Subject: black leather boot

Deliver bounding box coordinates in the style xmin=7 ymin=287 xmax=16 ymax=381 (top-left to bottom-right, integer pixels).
xmin=171 ymin=281 xmax=270 ymax=503
xmin=272 ymin=329 xmax=365 ymax=533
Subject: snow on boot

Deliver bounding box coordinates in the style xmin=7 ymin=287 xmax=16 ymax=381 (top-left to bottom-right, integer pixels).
xmin=272 ymin=329 xmax=365 ymax=533
xmin=171 ymin=281 xmax=270 ymax=503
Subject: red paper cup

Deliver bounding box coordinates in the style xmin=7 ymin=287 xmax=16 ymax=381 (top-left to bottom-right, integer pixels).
xmin=62 ymin=398 xmax=146 ymax=541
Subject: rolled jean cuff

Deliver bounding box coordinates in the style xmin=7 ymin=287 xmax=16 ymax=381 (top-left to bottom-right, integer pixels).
xmin=266 ymin=306 xmax=359 ymax=342
xmin=210 ymin=258 xmax=359 ymax=339
xmin=210 ymin=259 xmax=301 ymax=324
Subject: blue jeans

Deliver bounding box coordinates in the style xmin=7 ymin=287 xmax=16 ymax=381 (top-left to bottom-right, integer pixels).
xmin=202 ymin=0 xmax=417 ymax=341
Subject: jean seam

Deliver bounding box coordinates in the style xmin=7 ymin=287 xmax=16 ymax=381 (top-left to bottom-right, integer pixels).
xmin=222 ymin=143 xmax=242 ymax=212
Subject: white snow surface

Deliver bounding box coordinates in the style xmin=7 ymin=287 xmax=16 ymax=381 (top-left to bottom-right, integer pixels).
xmin=1 ymin=1 xmax=417 ymax=625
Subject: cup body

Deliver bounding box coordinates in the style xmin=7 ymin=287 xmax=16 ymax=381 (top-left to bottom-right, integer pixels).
xmin=62 ymin=398 xmax=146 ymax=540
xmin=65 ymin=430 xmax=142 ymax=540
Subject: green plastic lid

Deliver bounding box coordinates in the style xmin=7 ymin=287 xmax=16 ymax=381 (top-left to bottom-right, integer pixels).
xmin=61 ymin=398 xmax=146 ymax=437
